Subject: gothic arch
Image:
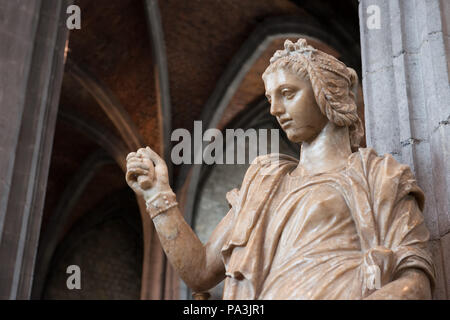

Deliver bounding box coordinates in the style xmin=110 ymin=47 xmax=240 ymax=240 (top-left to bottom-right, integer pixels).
xmin=32 ymin=61 xmax=166 ymax=300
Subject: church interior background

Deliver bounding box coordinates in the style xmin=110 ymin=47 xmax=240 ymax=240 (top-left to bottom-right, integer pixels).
xmin=0 ymin=0 xmax=448 ymax=300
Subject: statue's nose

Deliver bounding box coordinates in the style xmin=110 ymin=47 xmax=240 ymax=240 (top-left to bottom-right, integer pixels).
xmin=270 ymin=100 xmax=285 ymax=116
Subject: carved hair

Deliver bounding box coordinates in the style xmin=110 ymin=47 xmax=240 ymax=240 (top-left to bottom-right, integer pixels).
xmin=263 ymin=39 xmax=364 ymax=150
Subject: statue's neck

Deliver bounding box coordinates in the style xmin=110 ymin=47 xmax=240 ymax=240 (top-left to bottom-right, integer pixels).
xmin=293 ymin=122 xmax=352 ymax=176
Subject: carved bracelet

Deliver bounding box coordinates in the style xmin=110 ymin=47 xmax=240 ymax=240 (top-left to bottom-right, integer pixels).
xmin=145 ymin=191 xmax=178 ymax=219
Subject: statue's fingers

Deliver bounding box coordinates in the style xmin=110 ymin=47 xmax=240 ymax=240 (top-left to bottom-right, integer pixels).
xmin=125 ymin=174 xmax=139 ymax=189
xmin=136 ymin=148 xmax=149 ymax=158
xmin=126 ymin=155 xmax=143 ymax=165
xmin=141 ymin=158 xmax=155 ymax=174
xmin=137 ymin=175 xmax=153 ymax=190
xmin=141 ymin=147 xmax=162 ymax=163
xmin=141 ymin=157 xmax=153 ymax=166
xmin=126 ymin=160 xmax=150 ymax=171
xmin=137 ymin=147 xmax=169 ymax=185
xmin=126 ymin=167 xmax=148 ymax=181
xmin=126 ymin=168 xmax=137 ymax=182
xmin=144 ymin=147 xmax=168 ymax=172
xmin=125 ymin=169 xmax=137 ymax=184
xmin=126 ymin=152 xmax=138 ymax=161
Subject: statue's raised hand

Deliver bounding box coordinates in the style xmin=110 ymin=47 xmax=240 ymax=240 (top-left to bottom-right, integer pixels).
xmin=126 ymin=147 xmax=171 ymax=201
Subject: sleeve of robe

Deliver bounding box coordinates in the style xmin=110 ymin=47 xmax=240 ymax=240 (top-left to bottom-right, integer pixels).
xmin=347 ymin=148 xmax=436 ymax=294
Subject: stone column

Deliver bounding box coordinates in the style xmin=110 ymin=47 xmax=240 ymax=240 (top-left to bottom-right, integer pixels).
xmin=0 ymin=0 xmax=71 ymax=299
xmin=359 ymin=0 xmax=450 ymax=299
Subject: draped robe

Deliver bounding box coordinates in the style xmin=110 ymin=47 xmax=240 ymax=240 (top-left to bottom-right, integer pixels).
xmin=220 ymin=148 xmax=435 ymax=299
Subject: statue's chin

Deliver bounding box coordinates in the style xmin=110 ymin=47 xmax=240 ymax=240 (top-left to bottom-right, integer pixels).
xmin=285 ymin=133 xmax=303 ymax=145
xmin=285 ymin=128 xmax=315 ymax=145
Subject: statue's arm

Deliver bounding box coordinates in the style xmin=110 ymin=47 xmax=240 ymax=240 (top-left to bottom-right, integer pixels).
xmin=152 ymin=204 xmax=232 ymax=292
xmin=125 ymin=147 xmax=230 ymax=292
xmin=364 ymin=268 xmax=432 ymax=300
xmin=364 ymin=194 xmax=433 ymax=300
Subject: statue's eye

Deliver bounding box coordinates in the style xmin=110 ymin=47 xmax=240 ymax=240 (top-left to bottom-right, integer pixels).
xmin=281 ymin=88 xmax=294 ymax=99
xmin=265 ymin=94 xmax=272 ymax=103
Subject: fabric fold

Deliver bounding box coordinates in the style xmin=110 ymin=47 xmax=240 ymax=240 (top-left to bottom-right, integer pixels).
xmin=220 ymin=148 xmax=435 ymax=299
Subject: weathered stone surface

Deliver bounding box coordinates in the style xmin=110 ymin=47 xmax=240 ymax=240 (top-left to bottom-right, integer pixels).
xmin=429 ymin=239 xmax=447 ymax=299
xmin=360 ymin=0 xmax=450 ymax=298
xmin=0 ymin=1 xmax=39 ymax=226
xmin=0 ymin=0 xmax=71 ymax=299
xmin=441 ymin=233 xmax=450 ymax=298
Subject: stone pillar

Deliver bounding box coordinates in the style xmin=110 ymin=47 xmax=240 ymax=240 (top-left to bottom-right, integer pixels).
xmin=0 ymin=0 xmax=71 ymax=299
xmin=359 ymin=0 xmax=450 ymax=299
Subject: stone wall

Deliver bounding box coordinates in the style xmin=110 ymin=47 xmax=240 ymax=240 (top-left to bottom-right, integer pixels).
xmin=0 ymin=0 xmax=71 ymax=299
xmin=359 ymin=0 xmax=450 ymax=299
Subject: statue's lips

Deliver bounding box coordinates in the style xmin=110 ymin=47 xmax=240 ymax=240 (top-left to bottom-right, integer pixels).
xmin=280 ymin=119 xmax=293 ymax=129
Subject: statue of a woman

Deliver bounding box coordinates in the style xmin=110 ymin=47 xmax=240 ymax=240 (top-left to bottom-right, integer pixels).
xmin=126 ymin=39 xmax=435 ymax=299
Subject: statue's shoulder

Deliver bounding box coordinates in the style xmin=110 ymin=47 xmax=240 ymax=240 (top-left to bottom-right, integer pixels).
xmin=349 ymin=147 xmax=410 ymax=172
xmin=348 ymin=147 xmax=424 ymax=210
xmin=226 ymin=153 xmax=298 ymax=210
xmin=234 ymin=153 xmax=297 ymax=193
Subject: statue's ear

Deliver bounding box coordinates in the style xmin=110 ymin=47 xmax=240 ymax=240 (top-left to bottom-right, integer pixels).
xmin=347 ymin=67 xmax=359 ymax=100
xmin=347 ymin=67 xmax=358 ymax=86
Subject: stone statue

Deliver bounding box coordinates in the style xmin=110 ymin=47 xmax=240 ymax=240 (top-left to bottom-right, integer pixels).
xmin=126 ymin=39 xmax=435 ymax=299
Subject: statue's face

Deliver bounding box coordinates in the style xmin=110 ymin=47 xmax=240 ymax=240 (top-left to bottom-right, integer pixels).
xmin=263 ymin=68 xmax=328 ymax=143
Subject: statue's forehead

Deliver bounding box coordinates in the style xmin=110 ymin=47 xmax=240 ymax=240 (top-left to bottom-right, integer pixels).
xmin=264 ymin=69 xmax=306 ymax=92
